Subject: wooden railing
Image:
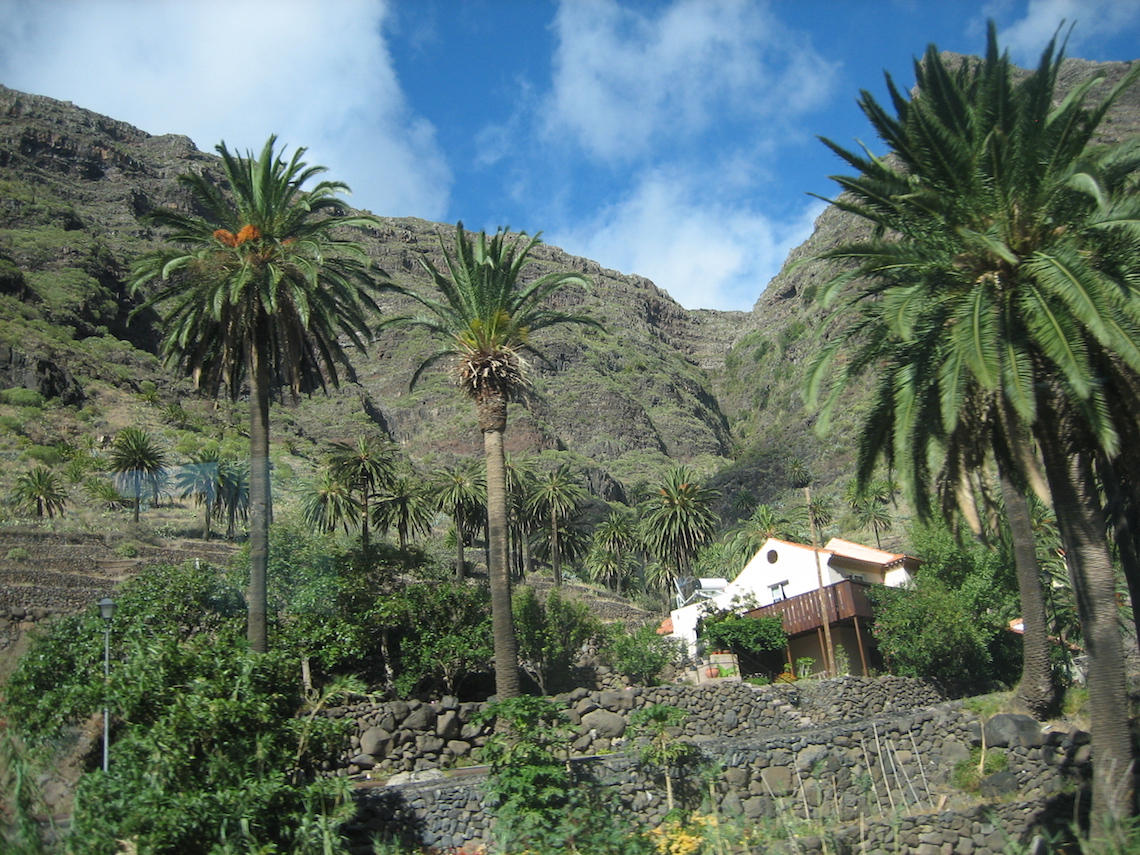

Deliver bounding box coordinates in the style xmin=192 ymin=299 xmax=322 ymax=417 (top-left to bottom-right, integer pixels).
xmin=744 ymin=579 xmax=875 ymax=637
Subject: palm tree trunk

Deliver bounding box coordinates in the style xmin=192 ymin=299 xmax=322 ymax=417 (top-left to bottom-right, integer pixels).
xmin=1037 ymin=403 xmax=1134 ymax=835
xmin=479 ymin=393 xmax=520 ymax=699
xmin=998 ymin=471 xmax=1058 ymax=718
xmin=247 ymin=337 xmax=271 ymax=654
xmin=551 ymin=516 xmax=562 ymax=586
xmin=361 ymin=487 xmax=371 ymax=552
xmin=456 ymin=506 xmax=466 ymax=582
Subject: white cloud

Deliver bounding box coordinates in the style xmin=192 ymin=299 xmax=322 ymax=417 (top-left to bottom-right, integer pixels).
xmin=997 ymin=0 xmax=1140 ymax=64
xmin=0 ymin=0 xmax=450 ymax=218
xmin=545 ymin=0 xmax=837 ymax=162
xmin=551 ymin=169 xmax=825 ymax=312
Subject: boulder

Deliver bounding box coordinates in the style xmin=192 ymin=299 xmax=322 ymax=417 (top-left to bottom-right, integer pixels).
xmin=403 ymin=704 xmax=437 ymax=731
xmin=582 ymin=709 xmax=626 ymax=740
xmin=436 ymin=710 xmax=460 ymax=740
xmin=360 ymin=727 xmax=393 ymax=757
xmin=984 ymin=714 xmax=1042 ymax=748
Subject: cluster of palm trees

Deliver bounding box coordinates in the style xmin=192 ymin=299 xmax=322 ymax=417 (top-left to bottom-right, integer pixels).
xmin=807 ymin=23 xmax=1140 ymax=833
xmin=9 ymin=429 xmax=249 ymax=537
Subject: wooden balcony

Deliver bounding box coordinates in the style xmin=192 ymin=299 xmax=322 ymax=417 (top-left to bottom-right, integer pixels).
xmin=744 ymin=579 xmax=875 ymax=637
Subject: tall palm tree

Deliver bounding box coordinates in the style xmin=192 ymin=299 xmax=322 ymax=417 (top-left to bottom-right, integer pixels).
xmin=433 ymin=460 xmax=486 ymax=581
xmin=12 ymin=467 xmax=68 ymax=519
xmin=641 ymin=466 xmax=719 ymax=603
xmin=130 ymin=136 xmax=384 ymax=653
xmin=526 ymin=464 xmax=587 ymax=586
xmin=383 ymin=222 xmax=598 ymax=699
xmin=108 ymin=427 xmax=167 ymax=524
xmin=805 ymin=24 xmax=1140 ymax=828
xmin=328 ymin=436 xmax=397 ymax=550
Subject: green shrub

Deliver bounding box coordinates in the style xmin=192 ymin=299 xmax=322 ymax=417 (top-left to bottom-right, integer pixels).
xmin=22 ymin=445 xmax=63 ymax=465
xmin=514 ymin=586 xmax=602 ymax=694
xmin=699 ymin=609 xmax=786 ymax=658
xmin=2 ymin=562 xmax=352 ymax=855
xmin=476 ymin=696 xmax=649 ymax=855
xmin=952 ymin=747 xmax=1008 ymax=792
xmin=602 ymin=623 xmax=681 ymax=685
xmin=0 ymin=388 xmax=44 ymax=407
xmin=5 ymin=547 xmax=29 ymax=561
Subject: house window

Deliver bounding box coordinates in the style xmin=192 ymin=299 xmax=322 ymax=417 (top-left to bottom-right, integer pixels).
xmin=770 ymin=580 xmax=789 ymax=601
xmin=766 ymin=549 xmax=778 ymax=564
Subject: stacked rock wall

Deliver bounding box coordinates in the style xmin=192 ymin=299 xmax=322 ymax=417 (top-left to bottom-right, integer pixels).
xmin=342 ymin=684 xmax=1089 ymax=855
xmin=348 ymin=697 xmax=1090 ymax=854
xmin=328 ymin=676 xmax=945 ymax=778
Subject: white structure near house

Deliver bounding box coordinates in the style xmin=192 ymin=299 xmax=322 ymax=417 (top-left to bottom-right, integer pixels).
xmin=668 ymin=536 xmax=919 ymax=676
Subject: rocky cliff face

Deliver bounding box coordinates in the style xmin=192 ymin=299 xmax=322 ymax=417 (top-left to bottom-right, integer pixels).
xmin=0 ymin=51 xmax=1136 ymax=506
xmin=0 ymin=84 xmax=741 ymax=501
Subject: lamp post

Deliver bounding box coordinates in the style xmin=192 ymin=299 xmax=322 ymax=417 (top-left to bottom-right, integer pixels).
xmin=98 ymin=596 xmax=115 ymax=773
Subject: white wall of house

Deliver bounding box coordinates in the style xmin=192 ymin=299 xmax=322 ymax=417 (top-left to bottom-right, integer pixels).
xmin=668 ymin=536 xmax=916 ymax=655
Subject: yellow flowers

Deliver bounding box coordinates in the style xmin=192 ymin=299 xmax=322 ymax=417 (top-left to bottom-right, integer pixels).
xmin=649 ymin=813 xmax=721 ymax=855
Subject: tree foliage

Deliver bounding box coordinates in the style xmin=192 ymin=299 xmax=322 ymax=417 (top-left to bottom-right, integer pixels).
xmin=513 ymin=586 xmax=601 ymax=695
xmin=1 ymin=561 xmax=353 ymax=855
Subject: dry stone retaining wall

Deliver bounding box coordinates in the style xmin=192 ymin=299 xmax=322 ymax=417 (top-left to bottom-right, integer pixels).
xmin=328 ymin=676 xmax=944 ymax=777
xmin=344 ymin=679 xmax=1091 ymax=853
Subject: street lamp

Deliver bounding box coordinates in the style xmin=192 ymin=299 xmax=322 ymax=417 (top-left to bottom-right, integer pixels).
xmin=98 ymin=596 xmax=115 ymax=773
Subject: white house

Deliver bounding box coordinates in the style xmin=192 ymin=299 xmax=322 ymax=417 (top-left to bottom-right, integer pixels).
xmin=669 ymin=536 xmax=919 ymax=676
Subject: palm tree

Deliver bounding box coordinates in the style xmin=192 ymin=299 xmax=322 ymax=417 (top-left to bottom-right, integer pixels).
xmin=505 ymin=454 xmax=540 ymax=581
xmin=300 ymin=469 xmax=359 ymax=536
xmin=641 ymin=466 xmax=719 ymax=603
xmin=373 ymin=473 xmax=435 ymax=551
xmin=844 ymin=480 xmax=894 ymax=549
xmin=130 ymin=136 xmax=384 ymax=653
xmin=788 ymin=460 xmax=836 ymax=676
xmin=174 ymin=449 xmax=223 ymax=541
xmin=328 ymin=436 xmax=397 ymax=550
xmin=216 ymin=458 xmax=249 ymax=542
xmin=526 ymin=464 xmax=587 ymax=586
xmin=12 ymin=467 xmax=68 ymax=519
xmin=805 ymin=24 xmax=1140 ymax=828
xmin=726 ymin=503 xmax=796 ymax=572
xmin=433 ymin=460 xmax=486 ymax=581
xmin=383 ymin=222 xmax=598 ymax=699
xmin=587 ymin=508 xmax=642 ymax=593
xmin=108 ymin=427 xmax=167 ymax=524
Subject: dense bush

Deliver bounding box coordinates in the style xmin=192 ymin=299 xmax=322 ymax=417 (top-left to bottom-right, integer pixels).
xmin=603 ymin=623 xmax=682 ymax=685
xmin=478 ymin=696 xmax=651 ymax=855
xmin=868 ymin=522 xmax=1021 ymax=695
xmin=2 ymin=561 xmax=355 ymax=855
xmin=514 ymin=586 xmax=603 ymax=695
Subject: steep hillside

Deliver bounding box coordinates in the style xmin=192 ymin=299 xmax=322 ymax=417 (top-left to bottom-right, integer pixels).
xmin=0 ymin=51 xmax=1136 ymax=523
xmin=0 ymin=84 xmax=739 ymax=506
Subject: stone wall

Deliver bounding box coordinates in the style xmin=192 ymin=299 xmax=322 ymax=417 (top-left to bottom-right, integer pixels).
xmin=327 ymin=676 xmax=945 ymax=778
xmin=341 ymin=679 xmax=1091 ymax=853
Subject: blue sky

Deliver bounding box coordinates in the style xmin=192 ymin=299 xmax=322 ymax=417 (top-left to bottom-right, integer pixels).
xmin=0 ymin=1 xmax=1138 ymax=312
